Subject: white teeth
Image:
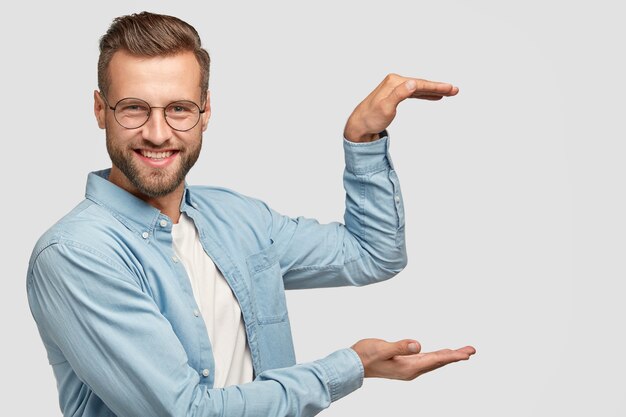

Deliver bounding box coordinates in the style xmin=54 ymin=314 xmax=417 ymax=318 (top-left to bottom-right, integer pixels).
xmin=141 ymin=150 xmax=173 ymax=159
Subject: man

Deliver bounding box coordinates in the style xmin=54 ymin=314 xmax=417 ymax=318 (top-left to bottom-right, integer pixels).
xmin=27 ymin=11 xmax=475 ymax=417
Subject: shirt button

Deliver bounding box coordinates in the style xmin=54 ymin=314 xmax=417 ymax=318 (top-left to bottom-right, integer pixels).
xmin=201 ymin=369 xmax=210 ymax=377
xmin=159 ymin=219 xmax=168 ymax=227
xmin=193 ymin=309 xmax=200 ymax=317
xmin=395 ymin=195 xmax=400 ymax=203
xmin=192 ymin=202 xmax=199 ymax=208
xmin=172 ymin=256 xmax=179 ymax=263
xmin=141 ymin=231 xmax=149 ymax=239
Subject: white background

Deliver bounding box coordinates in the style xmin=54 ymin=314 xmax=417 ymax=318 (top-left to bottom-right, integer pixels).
xmin=2 ymin=1 xmax=624 ymax=416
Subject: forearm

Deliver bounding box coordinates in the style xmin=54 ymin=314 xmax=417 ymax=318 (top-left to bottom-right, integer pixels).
xmin=28 ymin=243 xmax=364 ymax=417
xmin=205 ymin=349 xmax=363 ymax=417
xmin=48 ymin=342 xmax=362 ymax=417
xmin=278 ymin=133 xmax=407 ymax=289
xmin=342 ymin=133 xmax=407 ymax=278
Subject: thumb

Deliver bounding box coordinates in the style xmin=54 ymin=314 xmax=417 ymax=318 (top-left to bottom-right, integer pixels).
xmin=387 ymin=339 xmax=421 ymax=357
xmin=386 ymin=79 xmax=418 ymax=107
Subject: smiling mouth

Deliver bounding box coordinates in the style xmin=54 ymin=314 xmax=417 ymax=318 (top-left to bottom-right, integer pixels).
xmin=137 ymin=149 xmax=177 ymax=160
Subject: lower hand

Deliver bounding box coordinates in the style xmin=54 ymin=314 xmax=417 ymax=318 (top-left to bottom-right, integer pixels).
xmin=351 ymin=338 xmax=475 ymax=380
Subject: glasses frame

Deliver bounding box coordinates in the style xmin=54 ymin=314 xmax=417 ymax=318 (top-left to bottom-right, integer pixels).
xmin=100 ymin=93 xmax=206 ymax=132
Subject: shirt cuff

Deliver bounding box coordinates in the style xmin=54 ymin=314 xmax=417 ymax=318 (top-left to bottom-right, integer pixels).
xmin=343 ymin=131 xmax=394 ymax=175
xmin=315 ymin=348 xmax=365 ymax=402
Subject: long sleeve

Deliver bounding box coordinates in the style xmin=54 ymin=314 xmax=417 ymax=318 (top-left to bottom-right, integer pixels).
xmin=268 ymin=135 xmax=407 ymax=289
xmin=27 ymin=242 xmax=363 ymax=417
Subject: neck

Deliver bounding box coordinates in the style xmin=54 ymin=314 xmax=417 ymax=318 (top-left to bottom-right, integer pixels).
xmin=108 ymin=167 xmax=184 ymax=223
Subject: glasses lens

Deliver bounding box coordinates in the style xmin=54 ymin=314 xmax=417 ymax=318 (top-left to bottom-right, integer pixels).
xmin=165 ymin=101 xmax=201 ymax=131
xmin=114 ymin=98 xmax=150 ymax=129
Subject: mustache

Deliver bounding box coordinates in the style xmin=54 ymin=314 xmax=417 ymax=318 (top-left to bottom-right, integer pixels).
xmin=131 ymin=141 xmax=180 ymax=152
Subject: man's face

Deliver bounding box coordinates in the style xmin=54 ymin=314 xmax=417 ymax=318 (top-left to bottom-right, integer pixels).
xmin=94 ymin=50 xmax=210 ymax=199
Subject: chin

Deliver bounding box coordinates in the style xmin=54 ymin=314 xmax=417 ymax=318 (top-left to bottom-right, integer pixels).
xmin=131 ymin=169 xmax=184 ymax=198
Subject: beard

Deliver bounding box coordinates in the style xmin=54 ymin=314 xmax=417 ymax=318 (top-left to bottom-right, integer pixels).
xmin=106 ymin=130 xmax=202 ymax=198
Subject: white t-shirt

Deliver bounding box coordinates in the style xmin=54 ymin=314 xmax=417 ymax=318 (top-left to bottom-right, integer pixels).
xmin=171 ymin=213 xmax=253 ymax=388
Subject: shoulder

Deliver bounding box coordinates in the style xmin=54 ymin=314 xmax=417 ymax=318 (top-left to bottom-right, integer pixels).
xmin=28 ymin=199 xmax=138 ymax=283
xmin=188 ymin=185 xmax=267 ymax=209
xmin=30 ymin=199 xmax=96 ymax=255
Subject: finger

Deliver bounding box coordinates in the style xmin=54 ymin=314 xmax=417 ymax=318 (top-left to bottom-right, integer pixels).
xmin=403 ymin=340 xmax=422 ymax=355
xmin=385 ymin=79 xmax=422 ymax=107
xmin=410 ymin=94 xmax=444 ymax=101
xmin=401 ymin=348 xmax=472 ymax=375
xmin=427 ymin=348 xmax=474 ymax=366
xmin=387 ymin=347 xmax=472 ymax=380
xmin=383 ymin=80 xmax=457 ymax=108
xmin=456 ymin=345 xmax=477 ymax=356
xmin=385 ymin=339 xmax=422 ymax=358
xmin=412 ymin=79 xmax=459 ymax=96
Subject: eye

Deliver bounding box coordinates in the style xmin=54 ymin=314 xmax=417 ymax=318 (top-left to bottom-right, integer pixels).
xmin=117 ymin=99 xmax=149 ymax=115
xmin=166 ymin=101 xmax=198 ymax=117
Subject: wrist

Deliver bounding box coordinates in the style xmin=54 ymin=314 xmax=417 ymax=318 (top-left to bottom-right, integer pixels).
xmin=344 ymin=130 xmax=387 ymax=143
xmin=345 ymin=132 xmax=379 ymax=143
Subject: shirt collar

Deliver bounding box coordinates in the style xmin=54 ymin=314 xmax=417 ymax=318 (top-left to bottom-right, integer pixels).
xmin=181 ymin=184 xmax=196 ymax=211
xmin=85 ymin=169 xmax=164 ymax=234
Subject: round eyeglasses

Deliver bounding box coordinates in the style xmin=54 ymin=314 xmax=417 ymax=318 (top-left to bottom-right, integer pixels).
xmin=100 ymin=94 xmax=206 ymax=132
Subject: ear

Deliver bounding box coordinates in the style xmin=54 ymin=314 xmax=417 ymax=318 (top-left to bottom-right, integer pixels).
xmin=94 ymin=90 xmax=106 ymax=129
xmin=200 ymin=90 xmax=211 ymax=132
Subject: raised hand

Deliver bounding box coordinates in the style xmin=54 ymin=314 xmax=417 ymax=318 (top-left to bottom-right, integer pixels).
xmin=343 ymin=74 xmax=459 ymax=143
xmin=351 ymin=338 xmax=475 ymax=380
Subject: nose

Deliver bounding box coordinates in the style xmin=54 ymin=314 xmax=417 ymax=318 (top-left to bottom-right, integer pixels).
xmin=142 ymin=108 xmax=172 ymax=146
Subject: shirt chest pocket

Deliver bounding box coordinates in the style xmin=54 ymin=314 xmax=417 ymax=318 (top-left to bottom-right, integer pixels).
xmin=246 ymin=242 xmax=288 ymax=325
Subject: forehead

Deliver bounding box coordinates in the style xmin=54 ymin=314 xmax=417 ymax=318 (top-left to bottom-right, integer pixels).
xmin=107 ymin=50 xmax=202 ymax=102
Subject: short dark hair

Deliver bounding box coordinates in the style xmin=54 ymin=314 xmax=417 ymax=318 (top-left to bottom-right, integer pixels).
xmin=98 ymin=11 xmax=210 ymax=103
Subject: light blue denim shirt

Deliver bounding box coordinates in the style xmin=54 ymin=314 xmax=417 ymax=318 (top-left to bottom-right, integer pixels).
xmin=27 ymin=135 xmax=407 ymax=417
